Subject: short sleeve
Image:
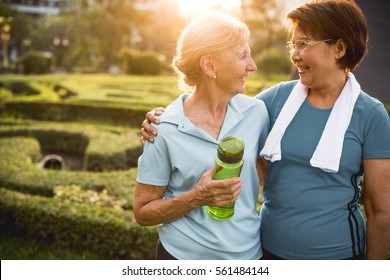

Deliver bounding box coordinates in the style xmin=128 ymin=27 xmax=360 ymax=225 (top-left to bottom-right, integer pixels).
xmin=136 ymin=132 xmax=172 ymax=186
xmin=363 ymin=104 xmax=390 ymax=159
xmin=256 ymin=100 xmax=270 ymax=156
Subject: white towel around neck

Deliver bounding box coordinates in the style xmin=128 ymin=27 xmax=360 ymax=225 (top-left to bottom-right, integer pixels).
xmin=260 ymin=72 xmax=361 ymax=173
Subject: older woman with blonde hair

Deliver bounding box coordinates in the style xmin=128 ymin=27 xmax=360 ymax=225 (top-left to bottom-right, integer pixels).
xmin=134 ymin=12 xmax=269 ymax=259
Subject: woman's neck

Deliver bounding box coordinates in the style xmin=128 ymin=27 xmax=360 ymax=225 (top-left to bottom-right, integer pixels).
xmin=307 ymin=73 xmax=348 ymax=109
xmin=183 ymin=89 xmax=230 ymax=139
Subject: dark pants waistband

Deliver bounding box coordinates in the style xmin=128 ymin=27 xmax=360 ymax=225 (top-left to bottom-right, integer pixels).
xmin=156 ymin=240 xmax=177 ymax=260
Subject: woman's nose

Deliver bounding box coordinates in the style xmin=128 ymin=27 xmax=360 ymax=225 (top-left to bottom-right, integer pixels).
xmin=248 ymin=57 xmax=257 ymax=72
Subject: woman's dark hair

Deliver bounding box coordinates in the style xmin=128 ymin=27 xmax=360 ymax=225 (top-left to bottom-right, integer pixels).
xmin=286 ymin=0 xmax=368 ymax=71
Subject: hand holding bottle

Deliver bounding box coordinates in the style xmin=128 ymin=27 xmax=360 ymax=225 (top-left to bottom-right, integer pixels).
xmin=189 ymin=167 xmax=242 ymax=209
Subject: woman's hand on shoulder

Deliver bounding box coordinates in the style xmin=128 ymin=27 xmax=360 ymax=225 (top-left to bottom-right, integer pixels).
xmin=140 ymin=107 xmax=165 ymax=145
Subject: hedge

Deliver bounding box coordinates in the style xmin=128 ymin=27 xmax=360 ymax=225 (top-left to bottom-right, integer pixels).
xmin=119 ymin=49 xmax=162 ymax=75
xmin=0 ymin=188 xmax=158 ymax=259
xmin=0 ymin=135 xmax=138 ymax=200
xmin=1 ymin=101 xmax=147 ymax=127
xmin=0 ymin=135 xmax=158 ymax=259
xmin=0 ymin=80 xmax=40 ymax=96
xmin=0 ymin=120 xmax=142 ymax=171
xmin=17 ymin=51 xmax=55 ymax=75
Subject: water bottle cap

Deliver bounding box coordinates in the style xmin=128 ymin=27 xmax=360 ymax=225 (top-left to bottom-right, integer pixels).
xmin=217 ymin=136 xmax=244 ymax=163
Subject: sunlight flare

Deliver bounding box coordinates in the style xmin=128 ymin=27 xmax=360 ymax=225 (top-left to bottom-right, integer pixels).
xmin=177 ymin=0 xmax=241 ymax=18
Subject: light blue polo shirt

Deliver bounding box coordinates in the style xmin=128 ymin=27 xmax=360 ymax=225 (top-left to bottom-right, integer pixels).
xmin=256 ymin=81 xmax=390 ymax=259
xmin=137 ymin=93 xmax=269 ymax=259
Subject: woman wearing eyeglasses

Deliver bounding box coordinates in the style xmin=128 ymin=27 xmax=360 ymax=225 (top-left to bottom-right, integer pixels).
xmin=140 ymin=0 xmax=390 ymax=260
xmin=256 ymin=0 xmax=390 ymax=260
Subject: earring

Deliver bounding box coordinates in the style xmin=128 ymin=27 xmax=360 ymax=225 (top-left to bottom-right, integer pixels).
xmin=213 ymin=75 xmax=217 ymax=79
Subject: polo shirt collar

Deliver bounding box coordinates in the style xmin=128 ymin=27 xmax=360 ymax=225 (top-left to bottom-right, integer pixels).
xmin=159 ymin=93 xmax=255 ymax=142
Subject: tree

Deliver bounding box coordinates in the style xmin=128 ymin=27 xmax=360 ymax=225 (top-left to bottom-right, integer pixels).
xmin=0 ymin=3 xmax=33 ymax=66
xmin=0 ymin=1 xmax=189 ymax=73
xmin=241 ymin=0 xmax=288 ymax=56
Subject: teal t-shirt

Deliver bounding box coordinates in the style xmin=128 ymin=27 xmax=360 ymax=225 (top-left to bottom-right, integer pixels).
xmin=137 ymin=93 xmax=270 ymax=259
xmin=257 ymin=81 xmax=390 ymax=259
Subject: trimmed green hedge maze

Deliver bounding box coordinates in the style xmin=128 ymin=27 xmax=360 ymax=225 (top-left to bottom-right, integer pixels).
xmin=0 ymin=120 xmax=158 ymax=259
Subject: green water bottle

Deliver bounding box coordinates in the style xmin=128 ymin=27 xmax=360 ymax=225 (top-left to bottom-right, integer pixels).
xmin=207 ymin=136 xmax=244 ymax=220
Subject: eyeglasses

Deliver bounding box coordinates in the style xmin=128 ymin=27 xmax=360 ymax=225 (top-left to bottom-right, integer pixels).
xmin=286 ymin=39 xmax=332 ymax=52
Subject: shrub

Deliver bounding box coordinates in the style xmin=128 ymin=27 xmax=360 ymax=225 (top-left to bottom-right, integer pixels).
xmin=0 ymin=88 xmax=13 ymax=108
xmin=0 ymin=125 xmax=89 ymax=154
xmin=0 ymin=188 xmax=158 ymax=259
xmin=52 ymin=84 xmax=77 ymax=99
xmin=255 ymin=48 xmax=292 ymax=76
xmin=1 ymin=101 xmax=147 ymax=127
xmin=0 ymin=127 xmax=139 ymax=200
xmin=119 ymin=49 xmax=162 ymax=75
xmin=0 ymin=81 xmax=40 ymax=96
xmin=0 ymin=121 xmax=141 ymax=170
xmin=53 ymin=185 xmax=127 ymax=209
xmin=18 ymin=51 xmax=55 ymax=75
xmin=83 ymin=129 xmax=137 ymax=171
xmin=0 ymin=133 xmax=155 ymax=259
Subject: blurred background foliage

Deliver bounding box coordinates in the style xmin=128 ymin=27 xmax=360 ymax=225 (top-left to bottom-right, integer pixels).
xmin=0 ymin=0 xmax=292 ymax=75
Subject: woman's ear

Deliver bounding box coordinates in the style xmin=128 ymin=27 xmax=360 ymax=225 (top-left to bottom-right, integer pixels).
xmin=200 ymin=55 xmax=216 ymax=79
xmin=335 ymin=39 xmax=347 ymax=59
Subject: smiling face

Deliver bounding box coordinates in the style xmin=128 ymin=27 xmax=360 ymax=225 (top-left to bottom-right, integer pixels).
xmin=290 ymin=27 xmax=344 ymax=91
xmin=212 ymin=42 xmax=257 ymax=95
xmin=173 ymin=12 xmax=253 ymax=93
